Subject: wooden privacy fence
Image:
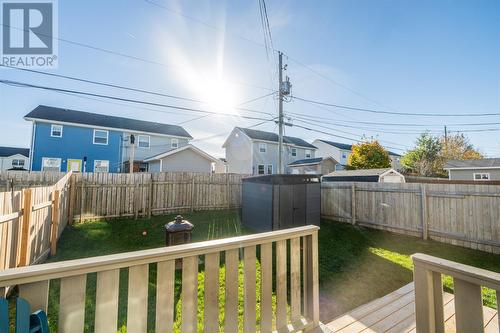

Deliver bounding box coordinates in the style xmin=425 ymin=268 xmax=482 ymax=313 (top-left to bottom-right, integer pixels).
xmin=0 ymin=172 xmax=72 ymax=271
xmin=412 ymin=253 xmax=500 ymax=333
xmin=0 ymin=225 xmax=320 ymax=333
xmin=0 ymin=171 xmax=66 ymax=192
xmin=72 ymin=172 xmax=248 ymax=222
xmin=321 ymin=182 xmax=500 ymax=254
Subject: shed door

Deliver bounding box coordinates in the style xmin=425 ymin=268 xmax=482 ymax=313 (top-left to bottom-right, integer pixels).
xmin=278 ymin=185 xmax=294 ymax=229
xmin=292 ymin=184 xmax=306 ymax=226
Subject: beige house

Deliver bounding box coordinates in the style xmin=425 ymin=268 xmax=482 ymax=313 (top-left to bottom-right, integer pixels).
xmin=145 ymin=144 xmax=224 ymax=173
xmin=287 ymin=157 xmax=338 ymax=175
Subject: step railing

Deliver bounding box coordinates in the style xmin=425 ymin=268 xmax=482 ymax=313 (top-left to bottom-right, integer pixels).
xmin=0 ymin=225 xmax=320 ymax=333
xmin=412 ymin=253 xmax=500 ymax=333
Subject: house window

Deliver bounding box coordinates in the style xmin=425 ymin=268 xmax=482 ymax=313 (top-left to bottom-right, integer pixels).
xmin=267 ymin=164 xmax=273 ymax=174
xmin=171 ymin=138 xmax=179 ymax=149
xmin=41 ymin=157 xmax=61 ymax=172
xmin=258 ymin=164 xmax=265 ymax=174
xmin=12 ymin=159 xmax=24 ymax=167
xmin=51 ymin=124 xmax=62 ymax=137
xmin=259 ymin=143 xmax=267 ymax=153
xmin=473 ymin=173 xmax=490 ymax=181
xmin=305 ymin=149 xmax=311 ymax=158
xmin=342 ymin=152 xmax=347 ymax=159
xmin=93 ymin=129 xmax=109 ymax=145
xmin=94 ymin=160 xmax=110 ymax=173
xmin=291 ymin=148 xmax=297 ymax=157
xmin=138 ymin=135 xmax=150 ymax=148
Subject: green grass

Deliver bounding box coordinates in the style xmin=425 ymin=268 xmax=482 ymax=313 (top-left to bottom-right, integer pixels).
xmin=318 ymin=219 xmax=500 ymax=321
xmin=9 ymin=210 xmax=499 ymax=331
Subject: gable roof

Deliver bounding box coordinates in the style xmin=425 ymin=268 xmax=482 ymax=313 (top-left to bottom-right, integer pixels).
xmin=143 ymin=144 xmax=220 ymax=163
xmin=25 ymin=105 xmax=193 ymax=138
xmin=444 ymin=158 xmax=500 ymax=170
xmin=0 ymin=146 xmax=30 ymax=158
xmin=236 ymin=127 xmax=316 ymax=149
xmin=317 ymin=139 xmax=401 ymax=156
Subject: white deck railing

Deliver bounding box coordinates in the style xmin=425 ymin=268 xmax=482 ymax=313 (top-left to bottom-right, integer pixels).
xmin=0 ymin=225 xmax=320 ymax=333
xmin=412 ymin=253 xmax=500 ymax=333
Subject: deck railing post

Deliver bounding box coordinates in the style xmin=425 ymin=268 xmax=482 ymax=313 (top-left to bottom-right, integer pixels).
xmin=413 ymin=261 xmax=444 ymax=333
xmin=303 ymin=229 xmax=320 ymax=331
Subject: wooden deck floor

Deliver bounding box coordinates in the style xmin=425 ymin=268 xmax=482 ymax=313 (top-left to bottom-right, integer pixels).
xmin=325 ymin=283 xmax=498 ymax=333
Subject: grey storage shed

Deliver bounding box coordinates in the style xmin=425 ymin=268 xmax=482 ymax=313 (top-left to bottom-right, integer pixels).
xmin=242 ymin=175 xmax=321 ymax=232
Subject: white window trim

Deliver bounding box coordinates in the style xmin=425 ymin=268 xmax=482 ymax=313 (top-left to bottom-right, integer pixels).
xmin=51 ymin=124 xmax=63 ymax=137
xmin=138 ymin=135 xmax=151 ymax=149
xmin=305 ymin=149 xmax=311 ymax=158
xmin=41 ymin=157 xmax=62 ymax=172
xmin=259 ymin=143 xmax=267 ymax=153
xmin=94 ymin=160 xmax=110 ymax=173
xmin=291 ymin=148 xmax=297 ymax=157
xmin=257 ymin=164 xmax=265 ymax=174
xmin=171 ymin=138 xmax=179 ymax=149
xmin=12 ymin=159 xmax=25 ymax=167
xmin=473 ymin=172 xmax=490 ymax=181
xmin=267 ymin=164 xmax=273 ymax=174
xmin=93 ymin=129 xmax=109 ymax=145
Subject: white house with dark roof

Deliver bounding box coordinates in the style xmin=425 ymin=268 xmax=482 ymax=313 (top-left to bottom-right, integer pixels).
xmin=312 ymin=139 xmax=402 ymax=170
xmin=444 ymin=158 xmax=500 ymax=181
xmin=222 ymin=127 xmax=317 ymax=174
xmin=0 ymin=146 xmax=30 ymax=171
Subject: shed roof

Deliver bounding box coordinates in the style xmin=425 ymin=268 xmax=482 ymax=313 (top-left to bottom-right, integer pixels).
xmin=324 ymin=168 xmax=393 ymax=177
xmin=444 ymin=158 xmax=500 ymax=169
xmin=25 ymin=105 xmax=193 ymax=138
xmin=0 ymin=146 xmax=30 ymax=157
xmin=237 ymin=127 xmax=316 ymax=149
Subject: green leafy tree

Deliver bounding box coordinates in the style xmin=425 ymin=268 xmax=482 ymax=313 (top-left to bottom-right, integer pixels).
xmin=401 ymin=133 xmax=442 ymax=176
xmin=348 ymin=140 xmax=391 ymax=169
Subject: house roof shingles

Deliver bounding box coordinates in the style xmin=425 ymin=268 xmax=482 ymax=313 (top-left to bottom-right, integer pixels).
xmin=288 ymin=157 xmax=323 ymax=166
xmin=0 ymin=146 xmax=30 ymax=158
xmin=318 ymin=139 xmax=401 ymax=156
xmin=237 ymin=127 xmax=316 ymax=149
xmin=324 ymin=168 xmax=392 ymax=177
xmin=25 ymin=105 xmax=193 ymax=138
xmin=444 ymin=158 xmax=500 ymax=169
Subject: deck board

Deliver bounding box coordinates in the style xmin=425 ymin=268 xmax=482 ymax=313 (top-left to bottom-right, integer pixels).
xmin=325 ymin=283 xmax=498 ymax=333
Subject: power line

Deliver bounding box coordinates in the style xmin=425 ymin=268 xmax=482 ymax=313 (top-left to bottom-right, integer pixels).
xmin=191 ymin=120 xmax=269 ymax=143
xmin=0 ymin=79 xmax=275 ymax=122
xmin=293 ymin=95 xmax=500 ymax=117
xmin=0 ymin=64 xmax=275 ymax=117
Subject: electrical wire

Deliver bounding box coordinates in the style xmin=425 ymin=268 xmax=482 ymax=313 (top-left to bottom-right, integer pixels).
xmin=0 ymin=79 xmax=274 ymax=122
xmin=293 ymin=95 xmax=500 ymax=117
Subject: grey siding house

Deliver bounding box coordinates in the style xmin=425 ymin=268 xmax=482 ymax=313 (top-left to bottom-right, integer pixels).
xmin=144 ymin=144 xmax=222 ymax=173
xmin=444 ymin=158 xmax=500 ymax=181
xmin=223 ymin=127 xmax=317 ymax=174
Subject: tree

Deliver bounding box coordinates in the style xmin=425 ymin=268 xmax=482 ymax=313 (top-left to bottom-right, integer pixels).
xmin=348 ymin=140 xmax=391 ymax=169
xmin=401 ymin=132 xmax=483 ymax=177
xmin=401 ymin=133 xmax=442 ymax=176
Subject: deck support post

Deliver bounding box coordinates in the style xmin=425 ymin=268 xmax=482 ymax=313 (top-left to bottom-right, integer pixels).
xmin=413 ymin=261 xmax=444 ymax=333
xmin=303 ymin=230 xmax=320 ymax=331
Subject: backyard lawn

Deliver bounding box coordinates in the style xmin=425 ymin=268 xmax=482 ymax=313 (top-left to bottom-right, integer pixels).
xmin=43 ymin=209 xmax=499 ymax=331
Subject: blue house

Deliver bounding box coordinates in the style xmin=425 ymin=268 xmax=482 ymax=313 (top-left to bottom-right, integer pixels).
xmin=25 ymin=105 xmax=192 ymax=173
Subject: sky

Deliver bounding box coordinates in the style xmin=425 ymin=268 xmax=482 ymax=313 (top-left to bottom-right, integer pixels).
xmin=1 ymin=0 xmax=499 ymax=158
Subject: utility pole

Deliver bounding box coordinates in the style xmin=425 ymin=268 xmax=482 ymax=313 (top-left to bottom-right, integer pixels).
xmin=278 ymin=51 xmax=284 ymax=174
xmin=129 ymin=134 xmax=135 ymax=174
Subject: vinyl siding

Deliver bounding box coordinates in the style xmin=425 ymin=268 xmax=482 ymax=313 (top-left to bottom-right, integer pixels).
xmin=449 ymin=168 xmax=500 ymax=181
xmin=159 ymin=148 xmax=213 ymax=172
xmin=121 ymin=132 xmax=189 ymax=163
xmin=225 ymin=129 xmax=253 ymax=174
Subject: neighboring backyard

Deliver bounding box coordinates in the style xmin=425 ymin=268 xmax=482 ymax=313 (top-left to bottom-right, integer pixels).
xmin=44 ymin=209 xmax=500 ymax=331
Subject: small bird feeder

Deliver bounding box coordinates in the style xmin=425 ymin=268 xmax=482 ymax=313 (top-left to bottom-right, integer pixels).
xmin=164 ymin=215 xmax=194 ymax=246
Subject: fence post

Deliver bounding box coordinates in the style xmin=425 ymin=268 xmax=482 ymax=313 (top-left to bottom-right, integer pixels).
xmin=226 ymin=173 xmax=230 ymax=209
xmin=148 ymin=173 xmax=154 ymax=219
xmin=50 ymin=189 xmax=60 ymax=256
xmin=190 ymin=178 xmax=195 ymax=212
xmin=80 ymin=178 xmax=85 ymax=223
xmin=420 ymin=184 xmax=428 ymax=240
xmin=351 ymin=183 xmax=356 ymax=225
xmin=68 ymin=175 xmax=76 ymax=225
xmin=19 ymin=188 xmax=32 ymax=267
